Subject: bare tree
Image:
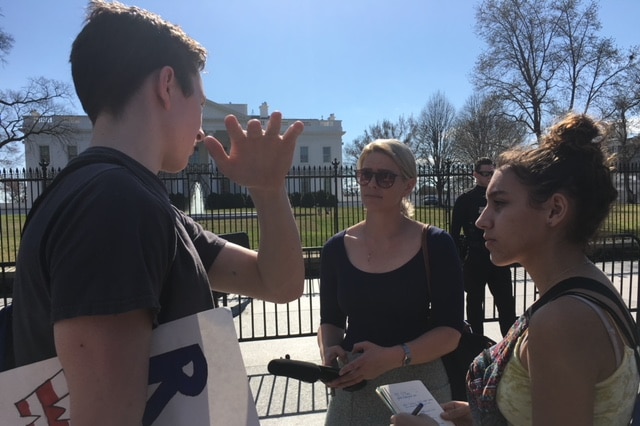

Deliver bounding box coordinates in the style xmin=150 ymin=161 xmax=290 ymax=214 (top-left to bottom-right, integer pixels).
xmin=474 ymin=0 xmax=635 ymax=143
xmin=452 ymin=93 xmax=528 ymax=163
xmin=0 ymin=15 xmax=77 ymax=168
xmin=414 ymin=92 xmax=457 ymax=164
xmin=2 ymin=178 xmax=26 ymax=203
xmin=553 ymin=0 xmax=637 ymax=114
xmin=0 ymin=78 xmax=77 ymax=168
xmin=343 ymin=115 xmax=416 ymax=165
xmin=597 ymin=60 xmax=640 ymax=203
xmin=474 ymin=0 xmax=560 ymax=140
xmin=0 ymin=9 xmax=13 ymax=65
xmin=413 ymin=91 xmax=457 ymax=203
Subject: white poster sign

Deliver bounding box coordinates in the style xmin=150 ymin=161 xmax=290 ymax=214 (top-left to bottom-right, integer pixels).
xmin=0 ymin=308 xmax=259 ymax=425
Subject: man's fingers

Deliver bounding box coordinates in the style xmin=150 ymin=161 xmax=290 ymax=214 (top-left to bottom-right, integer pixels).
xmin=203 ymin=137 xmax=228 ymax=165
xmin=283 ymin=120 xmax=305 ymax=142
xmin=245 ymin=119 xmax=264 ymax=138
xmin=264 ymin=111 xmax=283 ymax=137
xmin=223 ymin=114 xmax=245 ymax=140
xmin=224 ymin=112 xmax=302 ymax=145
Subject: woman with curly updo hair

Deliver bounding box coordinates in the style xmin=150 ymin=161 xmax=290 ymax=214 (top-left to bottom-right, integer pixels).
xmin=392 ymin=113 xmax=639 ymax=426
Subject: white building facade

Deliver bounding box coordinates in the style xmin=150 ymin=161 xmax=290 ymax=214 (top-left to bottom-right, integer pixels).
xmin=24 ymin=100 xmax=344 ymax=172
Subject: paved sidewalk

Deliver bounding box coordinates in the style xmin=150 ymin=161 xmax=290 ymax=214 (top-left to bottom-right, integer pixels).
xmin=240 ymin=324 xmax=504 ymax=425
xmin=241 ymin=335 xmax=327 ymax=425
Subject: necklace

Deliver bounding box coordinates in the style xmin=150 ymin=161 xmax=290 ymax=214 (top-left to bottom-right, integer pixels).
xmin=366 ymin=246 xmax=375 ymax=263
xmin=363 ymin=229 xmax=377 ymax=263
xmin=365 ymin=240 xmax=381 ymax=263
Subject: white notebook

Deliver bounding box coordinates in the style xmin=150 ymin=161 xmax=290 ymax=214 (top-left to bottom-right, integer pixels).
xmin=376 ymin=379 xmax=454 ymax=426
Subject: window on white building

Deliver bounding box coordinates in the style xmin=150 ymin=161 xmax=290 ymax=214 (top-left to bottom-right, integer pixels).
xmin=300 ymin=146 xmax=309 ymax=163
xmin=220 ymin=177 xmax=230 ymax=193
xmin=323 ymin=146 xmax=331 ymax=163
xmin=301 ymin=177 xmax=311 ymax=193
xmin=39 ymin=145 xmax=50 ymax=164
xmin=324 ymin=177 xmax=332 ymax=192
xmin=67 ymin=145 xmax=78 ymax=161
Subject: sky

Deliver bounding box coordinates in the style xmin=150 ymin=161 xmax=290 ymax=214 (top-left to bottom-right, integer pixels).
xmin=1 ymin=0 xmax=639 ymax=152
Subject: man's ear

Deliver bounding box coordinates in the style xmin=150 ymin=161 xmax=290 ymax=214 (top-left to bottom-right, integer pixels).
xmin=546 ymin=192 xmax=570 ymax=227
xmin=155 ymin=66 xmax=176 ymax=110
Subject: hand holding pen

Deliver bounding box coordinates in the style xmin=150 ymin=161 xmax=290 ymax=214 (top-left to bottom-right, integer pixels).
xmin=390 ymin=403 xmax=442 ymax=426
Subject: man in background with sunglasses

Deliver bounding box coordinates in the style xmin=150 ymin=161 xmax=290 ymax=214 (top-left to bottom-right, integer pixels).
xmin=450 ymin=158 xmax=516 ymax=337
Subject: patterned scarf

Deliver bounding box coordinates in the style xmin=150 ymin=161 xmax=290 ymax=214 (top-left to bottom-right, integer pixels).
xmin=466 ymin=313 xmax=529 ymax=425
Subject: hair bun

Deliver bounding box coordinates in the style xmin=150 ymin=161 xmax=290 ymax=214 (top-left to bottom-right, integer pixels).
xmin=544 ymin=113 xmax=603 ymax=154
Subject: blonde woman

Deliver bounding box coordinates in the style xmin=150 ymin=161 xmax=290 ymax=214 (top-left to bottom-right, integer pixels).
xmin=318 ymin=139 xmax=464 ymax=425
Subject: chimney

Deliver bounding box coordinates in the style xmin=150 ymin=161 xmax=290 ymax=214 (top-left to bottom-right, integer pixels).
xmin=259 ymin=102 xmax=269 ymax=118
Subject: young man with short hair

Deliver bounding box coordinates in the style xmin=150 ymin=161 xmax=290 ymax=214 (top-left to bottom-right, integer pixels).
xmin=12 ymin=2 xmax=305 ymax=424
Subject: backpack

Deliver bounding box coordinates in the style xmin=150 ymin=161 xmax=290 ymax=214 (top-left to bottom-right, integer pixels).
xmin=421 ymin=224 xmax=496 ymax=401
xmin=0 ymin=304 xmax=13 ymax=372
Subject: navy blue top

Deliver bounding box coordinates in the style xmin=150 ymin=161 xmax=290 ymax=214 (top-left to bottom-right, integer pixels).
xmin=319 ymin=225 xmax=465 ymax=351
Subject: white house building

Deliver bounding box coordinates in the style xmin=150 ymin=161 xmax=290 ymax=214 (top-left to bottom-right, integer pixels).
xmin=21 ymin=100 xmax=345 ymax=209
xmin=24 ymin=100 xmax=344 ymax=171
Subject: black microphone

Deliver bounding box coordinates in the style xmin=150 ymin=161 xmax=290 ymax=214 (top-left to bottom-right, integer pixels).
xmin=267 ymin=358 xmax=340 ymax=383
xmin=267 ymin=357 xmax=366 ymax=391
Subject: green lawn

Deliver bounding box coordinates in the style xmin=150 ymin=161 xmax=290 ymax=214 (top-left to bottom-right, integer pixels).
xmin=601 ymin=204 xmax=640 ymax=236
xmin=1 ymin=203 xmax=638 ymax=263
xmin=0 ymin=213 xmax=24 ymax=265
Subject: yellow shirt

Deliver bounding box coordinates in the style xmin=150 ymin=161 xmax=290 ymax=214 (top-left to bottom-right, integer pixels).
xmin=496 ymin=331 xmax=639 ymax=425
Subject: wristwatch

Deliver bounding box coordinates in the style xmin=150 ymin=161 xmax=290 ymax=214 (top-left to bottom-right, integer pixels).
xmin=401 ymin=343 xmax=412 ymax=366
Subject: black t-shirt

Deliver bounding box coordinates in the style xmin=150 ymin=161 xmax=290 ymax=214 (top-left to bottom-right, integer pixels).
xmin=12 ymin=147 xmax=225 ymax=366
xmin=319 ymin=226 xmax=464 ymax=350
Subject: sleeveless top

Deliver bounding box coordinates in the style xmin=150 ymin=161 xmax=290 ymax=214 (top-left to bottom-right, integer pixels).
xmin=496 ymin=296 xmax=639 ymax=425
xmin=467 ymin=277 xmax=640 ymax=425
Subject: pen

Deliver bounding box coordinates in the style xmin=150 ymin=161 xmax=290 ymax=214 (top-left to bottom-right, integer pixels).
xmin=411 ymin=402 xmax=424 ymax=416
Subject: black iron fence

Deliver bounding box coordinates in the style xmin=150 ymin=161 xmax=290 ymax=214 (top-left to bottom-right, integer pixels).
xmin=171 ymin=161 xmax=640 ymax=249
xmin=232 ymin=234 xmax=640 ymax=341
xmin=1 ymin=162 xmax=639 ymax=340
xmin=1 ymin=161 xmax=639 ymax=252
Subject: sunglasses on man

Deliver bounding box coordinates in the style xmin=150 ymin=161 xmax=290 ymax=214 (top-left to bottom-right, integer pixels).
xmin=355 ymin=169 xmax=399 ymax=189
xmin=476 ymin=171 xmax=494 ymax=177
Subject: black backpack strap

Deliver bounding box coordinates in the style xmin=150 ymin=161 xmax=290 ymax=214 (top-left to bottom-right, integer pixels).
xmin=0 ymin=304 xmax=14 ymax=372
xmin=421 ymin=224 xmax=431 ymax=296
xmin=529 ymin=277 xmax=640 ymax=374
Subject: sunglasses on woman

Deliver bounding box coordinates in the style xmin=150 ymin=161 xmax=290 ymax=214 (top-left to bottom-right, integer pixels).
xmin=355 ymin=169 xmax=399 ymax=189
